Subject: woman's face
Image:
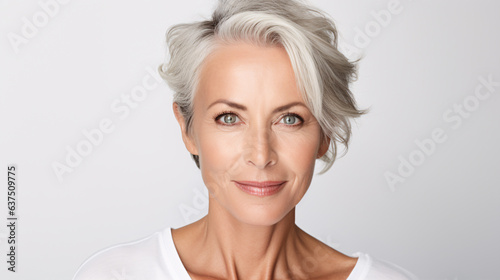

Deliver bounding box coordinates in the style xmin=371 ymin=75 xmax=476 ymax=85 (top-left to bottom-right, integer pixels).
xmin=175 ymin=42 xmax=329 ymax=226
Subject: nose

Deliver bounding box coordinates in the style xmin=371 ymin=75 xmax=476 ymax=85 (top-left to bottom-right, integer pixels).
xmin=243 ymin=124 xmax=277 ymax=169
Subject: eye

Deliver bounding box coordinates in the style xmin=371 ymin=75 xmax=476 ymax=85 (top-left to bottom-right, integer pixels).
xmin=215 ymin=112 xmax=240 ymax=125
xmin=279 ymin=113 xmax=303 ymax=126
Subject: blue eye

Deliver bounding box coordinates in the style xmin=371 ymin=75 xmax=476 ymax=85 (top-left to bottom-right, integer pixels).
xmin=280 ymin=114 xmax=302 ymax=125
xmin=216 ymin=113 xmax=240 ymax=125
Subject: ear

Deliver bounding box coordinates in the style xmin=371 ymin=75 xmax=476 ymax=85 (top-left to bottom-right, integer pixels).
xmin=172 ymin=102 xmax=199 ymax=156
xmin=317 ymin=133 xmax=330 ymax=159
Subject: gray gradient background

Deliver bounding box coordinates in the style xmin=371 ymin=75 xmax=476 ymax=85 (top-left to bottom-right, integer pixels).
xmin=1 ymin=0 xmax=499 ymax=279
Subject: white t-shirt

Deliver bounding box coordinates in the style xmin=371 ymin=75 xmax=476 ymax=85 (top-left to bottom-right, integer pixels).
xmin=73 ymin=227 xmax=419 ymax=280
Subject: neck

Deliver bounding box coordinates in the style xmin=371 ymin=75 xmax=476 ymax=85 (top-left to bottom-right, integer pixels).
xmin=191 ymin=196 xmax=305 ymax=280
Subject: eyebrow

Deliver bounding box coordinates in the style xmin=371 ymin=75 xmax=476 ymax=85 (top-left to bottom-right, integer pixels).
xmin=207 ymin=99 xmax=307 ymax=114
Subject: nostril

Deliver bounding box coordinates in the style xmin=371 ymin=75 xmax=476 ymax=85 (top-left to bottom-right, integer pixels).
xmin=245 ymin=145 xmax=276 ymax=169
xmin=243 ymin=127 xmax=277 ymax=168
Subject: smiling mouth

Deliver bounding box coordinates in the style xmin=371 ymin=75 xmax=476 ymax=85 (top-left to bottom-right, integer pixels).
xmin=233 ymin=181 xmax=286 ymax=197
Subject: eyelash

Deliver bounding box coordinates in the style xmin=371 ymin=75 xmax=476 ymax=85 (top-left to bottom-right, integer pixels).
xmin=280 ymin=112 xmax=304 ymax=126
xmin=213 ymin=110 xmax=239 ymax=126
xmin=213 ymin=111 xmax=304 ymax=127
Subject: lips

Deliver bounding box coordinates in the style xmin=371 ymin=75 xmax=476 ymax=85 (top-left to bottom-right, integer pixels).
xmin=233 ymin=181 xmax=286 ymax=197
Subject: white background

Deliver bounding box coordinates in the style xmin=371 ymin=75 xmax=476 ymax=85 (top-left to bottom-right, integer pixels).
xmin=1 ymin=0 xmax=499 ymax=279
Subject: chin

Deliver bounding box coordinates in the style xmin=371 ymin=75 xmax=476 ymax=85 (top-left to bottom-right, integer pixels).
xmin=230 ymin=203 xmax=294 ymax=227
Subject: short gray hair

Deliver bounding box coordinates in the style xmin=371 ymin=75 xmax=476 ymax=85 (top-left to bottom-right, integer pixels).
xmin=159 ymin=0 xmax=366 ymax=173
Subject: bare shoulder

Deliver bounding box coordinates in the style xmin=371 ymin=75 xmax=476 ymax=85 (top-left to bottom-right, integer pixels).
xmin=308 ymin=243 xmax=358 ymax=280
xmin=293 ymin=228 xmax=358 ymax=280
xmin=309 ymin=246 xmax=419 ymax=280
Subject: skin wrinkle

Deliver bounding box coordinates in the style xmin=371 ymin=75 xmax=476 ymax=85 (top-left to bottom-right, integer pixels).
xmin=172 ymin=42 xmax=356 ymax=280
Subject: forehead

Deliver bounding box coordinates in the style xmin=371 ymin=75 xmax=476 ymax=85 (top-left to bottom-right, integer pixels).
xmin=195 ymin=42 xmax=301 ymax=103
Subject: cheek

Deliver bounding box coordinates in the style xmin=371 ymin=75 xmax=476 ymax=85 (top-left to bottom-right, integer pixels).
xmin=195 ymin=128 xmax=241 ymax=196
xmin=277 ymin=130 xmax=320 ymax=202
xmin=197 ymin=130 xmax=240 ymax=168
xmin=278 ymin=129 xmax=321 ymax=169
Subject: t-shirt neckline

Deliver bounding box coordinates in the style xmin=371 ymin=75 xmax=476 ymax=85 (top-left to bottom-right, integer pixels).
xmin=162 ymin=227 xmax=366 ymax=280
xmin=162 ymin=227 xmax=193 ymax=280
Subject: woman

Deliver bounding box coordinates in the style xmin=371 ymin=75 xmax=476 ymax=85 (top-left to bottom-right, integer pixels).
xmin=73 ymin=0 xmax=418 ymax=279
